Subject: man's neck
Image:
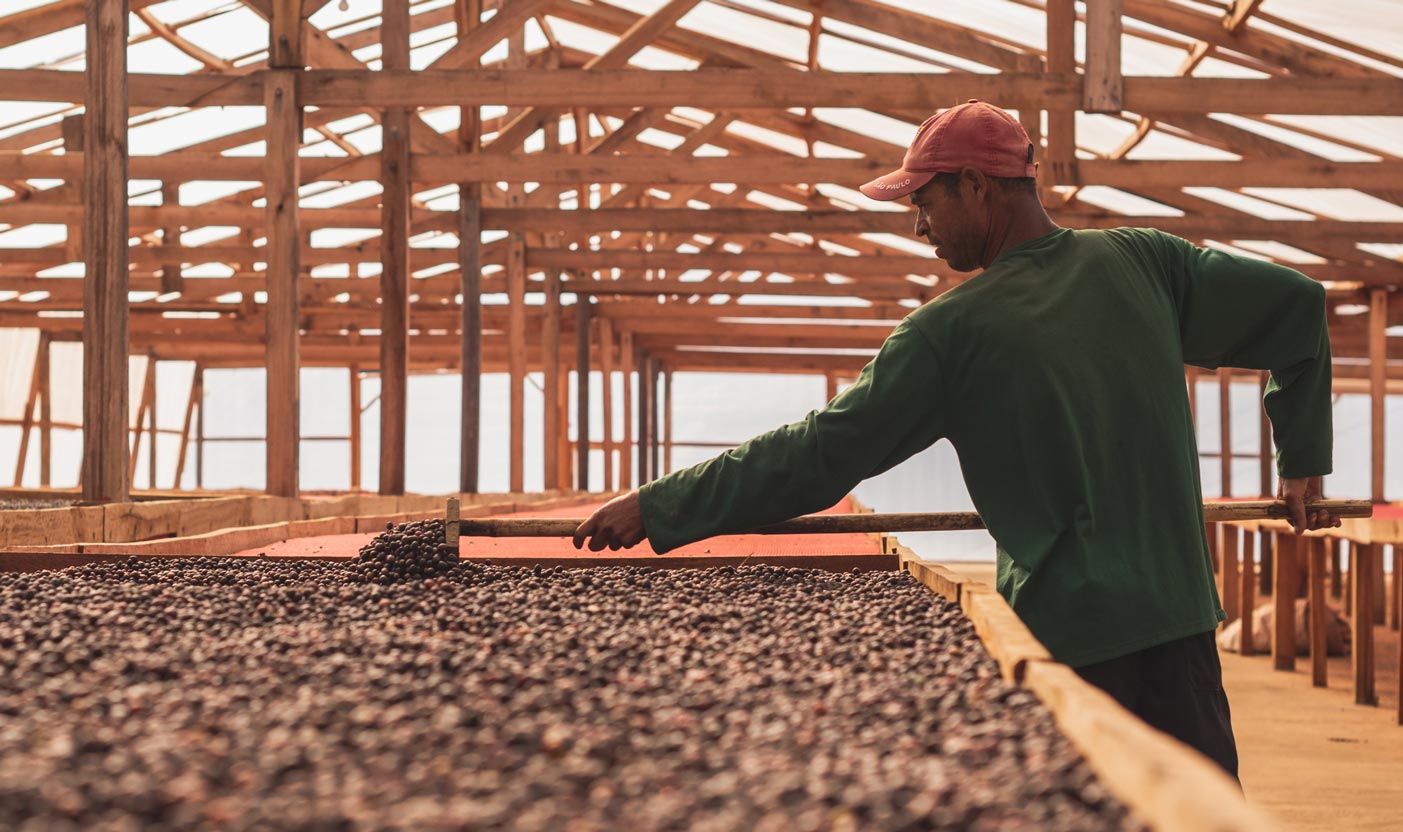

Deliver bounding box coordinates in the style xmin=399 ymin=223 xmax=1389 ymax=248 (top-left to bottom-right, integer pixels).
xmin=980 ymin=202 xmax=1061 ymax=268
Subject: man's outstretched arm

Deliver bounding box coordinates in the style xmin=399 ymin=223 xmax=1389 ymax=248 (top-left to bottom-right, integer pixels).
xmin=1164 ymin=232 xmax=1337 ymax=533
xmin=574 ymin=319 xmax=948 ymax=553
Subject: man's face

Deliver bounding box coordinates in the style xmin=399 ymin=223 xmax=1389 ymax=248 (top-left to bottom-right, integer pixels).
xmin=910 ymin=174 xmax=987 ymax=273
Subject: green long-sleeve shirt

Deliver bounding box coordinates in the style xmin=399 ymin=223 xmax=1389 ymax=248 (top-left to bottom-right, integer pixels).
xmin=639 ymin=227 xmax=1333 ymax=667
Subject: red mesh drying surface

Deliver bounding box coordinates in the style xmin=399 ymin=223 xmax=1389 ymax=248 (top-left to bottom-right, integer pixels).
xmin=233 ymin=496 xmax=886 ymax=562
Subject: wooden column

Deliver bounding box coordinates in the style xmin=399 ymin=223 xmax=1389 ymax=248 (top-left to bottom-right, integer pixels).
xmin=14 ymin=346 xmax=41 ymax=486
xmin=265 ymin=0 xmax=302 ymax=498
xmin=599 ymin=317 xmax=615 ymax=491
xmin=825 ymin=373 xmax=839 ymax=404
xmin=637 ymin=350 xmax=651 ymax=486
xmin=621 ymin=330 xmax=635 ymax=490
xmin=543 ymin=273 xmax=562 ymax=490
xmin=38 ymin=334 xmax=51 ymax=487
xmin=1309 ymin=536 xmax=1327 ymax=687
xmin=650 ymin=358 xmax=662 ymax=481
xmin=349 ymin=365 xmax=362 ymax=491
xmin=1083 ymin=0 xmax=1123 ymax=113
xmin=1370 ymin=288 xmax=1387 ymax=503
xmin=1272 ymin=531 xmax=1297 ymax=672
xmin=378 ymin=0 xmax=411 ymax=496
xmin=1391 ymin=545 xmax=1400 ymax=632
xmin=81 ymin=0 xmax=131 ymax=504
xmin=575 ymin=298 xmax=591 ymax=491
xmin=147 ymin=359 xmax=157 ymax=489
xmin=458 ymin=0 xmax=483 ymax=494
xmin=195 ymin=366 xmax=205 ymax=489
xmin=663 ymin=366 xmax=673 ymax=476
xmin=1352 ymin=541 xmax=1377 ymax=706
xmin=1260 ymin=529 xmax=1274 ymax=595
xmin=1219 ymin=369 xmax=1233 ymax=497
xmin=1221 ymin=524 xmax=1240 ymax=625
xmin=173 ymin=365 xmax=199 ymax=490
xmin=1330 ymin=536 xmax=1343 ymax=599
xmin=1045 ymin=0 xmax=1077 ymax=186
xmin=159 ymin=180 xmax=181 ymax=294
xmin=129 ymin=357 xmax=155 ymax=487
xmin=506 ymin=212 xmax=526 ymax=494
xmin=1240 ymin=530 xmax=1257 ymax=656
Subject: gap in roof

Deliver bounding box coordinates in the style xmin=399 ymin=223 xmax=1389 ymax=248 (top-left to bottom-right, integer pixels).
xmin=1210 ymin=114 xmax=1385 ymax=162
xmin=1181 ymin=188 xmax=1316 ymax=221
xmin=1241 ymin=189 xmax=1403 ymax=222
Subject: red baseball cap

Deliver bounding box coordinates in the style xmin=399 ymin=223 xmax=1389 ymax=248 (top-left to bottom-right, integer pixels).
xmin=860 ymin=100 xmax=1038 ymax=201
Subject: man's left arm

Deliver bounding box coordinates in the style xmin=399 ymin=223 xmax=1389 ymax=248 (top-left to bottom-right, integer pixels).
xmin=574 ymin=320 xmax=948 ymax=553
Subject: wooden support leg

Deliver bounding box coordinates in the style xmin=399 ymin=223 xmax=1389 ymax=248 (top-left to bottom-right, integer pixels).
xmin=1352 ymin=541 xmax=1377 ymax=706
xmin=1260 ymin=530 xmax=1274 ymax=596
xmin=1239 ymin=530 xmax=1257 ymax=657
xmin=1221 ymin=524 xmax=1239 ymax=625
xmin=1330 ymin=536 xmax=1343 ymax=599
xmin=1393 ymin=545 xmax=1401 ymax=633
xmin=1309 ymin=536 xmax=1327 ymax=688
xmin=1272 ymin=531 xmax=1296 ymax=672
xmin=1372 ymin=550 xmax=1386 ymax=625
xmin=38 ymin=334 xmax=50 ymax=488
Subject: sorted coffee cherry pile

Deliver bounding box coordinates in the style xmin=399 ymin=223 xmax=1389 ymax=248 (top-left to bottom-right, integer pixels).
xmin=0 ymin=560 xmax=1145 ymax=831
xmin=350 ymin=518 xmax=458 ymax=583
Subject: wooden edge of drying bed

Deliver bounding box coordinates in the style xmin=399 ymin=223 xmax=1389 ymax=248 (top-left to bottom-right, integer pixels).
xmin=0 ymin=490 xmax=609 ymax=550
xmin=897 ymin=548 xmax=1281 ymax=832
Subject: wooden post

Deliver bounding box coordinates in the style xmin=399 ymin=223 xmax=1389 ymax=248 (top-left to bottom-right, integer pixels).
xmin=1330 ymin=536 xmax=1343 ymax=599
xmin=1206 ymin=521 xmax=1219 ymax=574
xmin=1221 ymin=523 xmax=1240 ymax=625
xmin=575 ymin=297 xmax=591 ymax=491
xmin=1309 ymin=536 xmax=1327 ymax=687
xmin=506 ymin=214 xmax=526 ymax=494
xmin=1352 ymin=541 xmax=1377 ymax=706
xmin=1258 ymin=371 xmax=1272 ymax=497
xmin=195 ymin=366 xmax=205 ymax=489
xmin=1219 ymin=368 xmax=1232 ymax=498
xmin=13 ymin=344 xmax=41 ymax=486
xmin=1369 ymin=288 xmax=1386 ymax=503
xmin=37 ymin=334 xmax=51 ymax=487
xmin=599 ymin=316 xmax=615 ymax=491
xmin=379 ymin=0 xmax=411 ymax=496
xmin=557 ymin=367 xmax=571 ymax=490
xmin=1083 ymin=0 xmax=1123 ymax=113
xmin=637 ymin=349 xmax=651 ymax=486
xmin=458 ymin=0 xmax=483 ymax=495
xmin=1391 ymin=545 xmax=1400 ymax=632
xmin=1272 ymin=531 xmax=1296 ymax=672
xmin=265 ymin=1 xmax=302 ymax=497
xmin=621 ymin=330 xmax=635 ymax=490
xmin=147 ymin=357 xmax=157 ymax=489
xmin=663 ymin=366 xmax=673 ymax=477
xmin=650 ymin=358 xmax=662 ymax=481
xmin=543 ymin=273 xmax=562 ymax=491
xmin=82 ymin=0 xmax=131 ymax=504
xmin=159 ymin=180 xmax=182 ymax=295
xmin=1045 ymin=0 xmax=1076 ymax=186
xmin=825 ymin=372 xmax=838 ymax=404
xmin=173 ymin=364 xmax=199 ymax=489
xmin=129 ymin=357 xmax=155 ymax=486
xmin=1240 ymin=529 xmax=1257 ymax=656
xmin=445 ymin=497 xmax=460 ymax=549
xmin=1373 ymin=547 xmax=1387 ymax=624
xmin=1260 ymin=525 xmax=1274 ymax=596
xmin=349 ymin=365 xmax=362 ymax=491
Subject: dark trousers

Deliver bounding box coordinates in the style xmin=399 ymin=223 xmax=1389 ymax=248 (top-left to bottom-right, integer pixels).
xmin=1074 ymin=630 xmax=1240 ymax=781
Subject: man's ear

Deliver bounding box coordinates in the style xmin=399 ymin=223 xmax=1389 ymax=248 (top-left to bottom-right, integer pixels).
xmin=961 ymin=166 xmax=987 ymax=202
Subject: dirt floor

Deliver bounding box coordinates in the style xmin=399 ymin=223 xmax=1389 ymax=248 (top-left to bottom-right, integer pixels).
xmin=945 ymin=563 xmax=1403 ymax=830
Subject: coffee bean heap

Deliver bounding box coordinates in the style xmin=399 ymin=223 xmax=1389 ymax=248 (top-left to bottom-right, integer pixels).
xmin=0 ymin=560 xmax=1145 ymax=831
xmin=0 ymin=497 xmax=78 ymax=511
xmin=351 ymin=519 xmax=459 ymax=584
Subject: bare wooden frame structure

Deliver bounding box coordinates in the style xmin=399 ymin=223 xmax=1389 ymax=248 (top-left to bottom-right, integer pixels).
xmin=0 ymin=0 xmax=1396 ymax=501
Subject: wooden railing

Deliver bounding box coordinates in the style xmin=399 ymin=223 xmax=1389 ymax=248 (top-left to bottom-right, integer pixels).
xmin=1210 ymin=512 xmax=1401 ymax=724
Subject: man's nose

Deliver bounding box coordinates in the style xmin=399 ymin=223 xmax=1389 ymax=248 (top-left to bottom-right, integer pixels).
xmin=914 ymin=214 xmax=929 ymax=238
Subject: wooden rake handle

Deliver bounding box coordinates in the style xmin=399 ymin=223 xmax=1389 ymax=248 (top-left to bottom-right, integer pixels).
xmin=458 ymin=499 xmax=1373 ymax=538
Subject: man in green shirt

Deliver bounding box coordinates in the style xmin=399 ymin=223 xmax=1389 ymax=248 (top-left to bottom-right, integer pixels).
xmin=573 ymin=100 xmax=1341 ymax=779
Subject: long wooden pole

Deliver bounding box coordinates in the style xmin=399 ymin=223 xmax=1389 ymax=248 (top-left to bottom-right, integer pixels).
xmin=81 ymin=0 xmax=130 ymax=503
xmin=265 ymin=0 xmax=302 ymax=498
xmin=1370 ymin=288 xmax=1387 ymax=503
xmin=458 ymin=0 xmax=483 ymax=495
xmin=1258 ymin=371 xmax=1272 ymax=497
xmin=621 ymin=330 xmax=634 ymax=489
xmin=349 ymin=364 xmax=362 ymax=491
xmin=599 ymin=316 xmax=614 ymax=491
xmin=194 ymin=366 xmax=205 ymax=489
xmin=13 ymin=343 xmax=41 ymax=485
xmin=543 ymin=272 xmax=562 ymax=490
xmin=37 ymin=333 xmax=51 ymax=487
xmin=462 ymin=500 xmax=1372 ymax=538
xmin=173 ymin=363 xmax=199 ymax=489
xmin=379 ymin=0 xmax=410 ymax=496
xmin=574 ymin=297 xmax=591 ymax=491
